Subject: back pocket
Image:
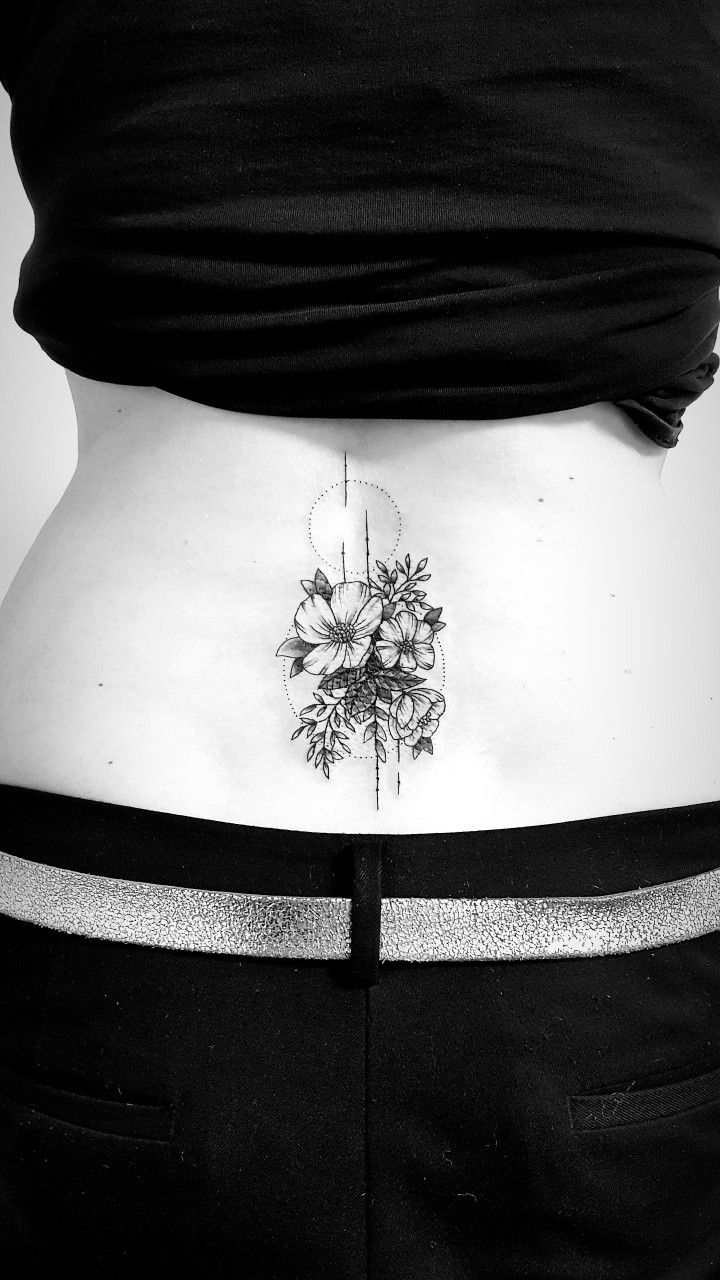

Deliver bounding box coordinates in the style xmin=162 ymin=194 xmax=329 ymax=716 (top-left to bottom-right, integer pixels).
xmin=0 ymin=1058 xmax=173 ymax=1142
xmin=567 ymin=1059 xmax=720 ymax=1131
xmin=0 ymin=1059 xmax=182 ymax=1273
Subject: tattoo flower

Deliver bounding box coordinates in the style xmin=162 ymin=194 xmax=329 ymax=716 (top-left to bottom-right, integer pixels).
xmin=375 ymin=610 xmax=436 ymax=673
xmin=388 ymin=687 xmax=446 ymax=747
xmin=276 ymin=556 xmax=446 ymax=780
xmin=293 ymin=580 xmax=383 ymax=677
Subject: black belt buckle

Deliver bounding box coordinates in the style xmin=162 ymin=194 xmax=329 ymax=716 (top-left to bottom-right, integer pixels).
xmin=345 ymin=836 xmax=386 ymax=987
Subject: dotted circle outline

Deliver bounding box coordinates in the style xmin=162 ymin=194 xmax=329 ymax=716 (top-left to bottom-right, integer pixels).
xmin=307 ymin=479 xmax=402 ymax=575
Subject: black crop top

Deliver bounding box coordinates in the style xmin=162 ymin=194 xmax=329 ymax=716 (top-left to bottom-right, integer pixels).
xmin=3 ymin=0 xmax=720 ymax=446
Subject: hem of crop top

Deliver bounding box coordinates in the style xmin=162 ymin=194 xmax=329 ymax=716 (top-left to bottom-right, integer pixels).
xmin=30 ymin=337 xmax=720 ymax=452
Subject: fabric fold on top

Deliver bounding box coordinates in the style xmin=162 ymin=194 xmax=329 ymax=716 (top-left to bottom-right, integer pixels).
xmin=2 ymin=0 xmax=720 ymax=444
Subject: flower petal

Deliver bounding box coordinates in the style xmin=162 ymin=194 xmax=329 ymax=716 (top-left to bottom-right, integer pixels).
xmin=412 ymin=687 xmax=445 ymax=716
xmin=430 ymin=690 xmax=446 ymax=715
xmin=413 ymin=642 xmax=436 ymax=671
xmin=395 ymin=610 xmax=418 ymax=641
xmin=397 ymin=648 xmax=417 ymax=672
xmin=301 ymin=639 xmax=346 ymax=676
xmin=294 ymin=593 xmax=336 ymax=644
xmin=344 ymin=636 xmax=373 ymax=669
xmin=378 ymin=616 xmax=404 ymax=644
xmin=413 ymin=620 xmax=435 ymax=644
xmin=330 ymin=579 xmax=371 ymax=625
xmin=352 ymin=593 xmax=384 ymax=638
xmin=375 ymin=639 xmax=401 ymax=668
xmin=393 ymin=692 xmax=416 ymax=730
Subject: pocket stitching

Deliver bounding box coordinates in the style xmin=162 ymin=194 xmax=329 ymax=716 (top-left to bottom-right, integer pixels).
xmin=0 ymin=1061 xmax=173 ymax=1143
xmin=567 ymin=1060 xmax=720 ymax=1131
xmin=0 ymin=1096 xmax=174 ymax=1144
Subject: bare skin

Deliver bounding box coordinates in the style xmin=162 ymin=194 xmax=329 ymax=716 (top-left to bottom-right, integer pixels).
xmin=0 ymin=370 xmax=717 ymax=834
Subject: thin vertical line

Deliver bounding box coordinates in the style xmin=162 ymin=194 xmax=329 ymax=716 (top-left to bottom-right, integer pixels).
xmin=365 ymin=506 xmax=379 ymax=808
xmin=342 ymin=454 xmax=347 ymax=579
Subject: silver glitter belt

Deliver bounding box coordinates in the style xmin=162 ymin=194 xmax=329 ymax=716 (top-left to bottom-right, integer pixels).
xmin=1 ymin=849 xmax=720 ymax=966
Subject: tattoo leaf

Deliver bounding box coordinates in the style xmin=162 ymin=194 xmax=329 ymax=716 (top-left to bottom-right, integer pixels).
xmin=276 ymin=636 xmax=315 ymax=658
xmin=314 ymin=568 xmax=332 ymax=598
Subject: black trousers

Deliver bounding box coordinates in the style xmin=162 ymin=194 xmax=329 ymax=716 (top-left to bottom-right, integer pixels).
xmin=1 ymin=782 xmax=720 ymax=1279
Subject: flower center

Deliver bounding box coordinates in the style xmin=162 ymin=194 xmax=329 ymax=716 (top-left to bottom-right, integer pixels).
xmin=332 ymin=622 xmax=356 ymax=643
xmin=400 ymin=639 xmax=414 ymax=654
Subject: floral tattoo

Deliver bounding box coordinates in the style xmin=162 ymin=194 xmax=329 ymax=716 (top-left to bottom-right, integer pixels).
xmin=276 ymin=472 xmax=446 ymax=801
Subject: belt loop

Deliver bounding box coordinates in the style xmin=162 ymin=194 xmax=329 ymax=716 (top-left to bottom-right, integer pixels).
xmin=347 ymin=836 xmax=386 ymax=987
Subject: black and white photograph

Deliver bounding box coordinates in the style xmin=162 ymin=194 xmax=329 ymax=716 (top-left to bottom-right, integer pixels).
xmin=1 ymin=2 xmax=720 ymax=1276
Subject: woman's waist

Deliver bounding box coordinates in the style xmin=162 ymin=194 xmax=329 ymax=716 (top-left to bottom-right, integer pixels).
xmin=0 ymin=388 xmax=704 ymax=700
xmin=53 ymin=377 xmax=675 ymax=601
xmin=0 ymin=431 xmax=719 ymax=831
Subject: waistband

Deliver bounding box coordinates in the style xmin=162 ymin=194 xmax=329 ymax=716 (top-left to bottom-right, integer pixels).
xmin=2 ymin=845 xmax=720 ymax=974
xmin=2 ymin=784 xmax=720 ymax=899
xmin=2 ymin=785 xmax=720 ymax=986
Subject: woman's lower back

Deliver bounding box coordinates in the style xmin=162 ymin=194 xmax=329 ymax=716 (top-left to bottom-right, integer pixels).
xmin=0 ymin=370 xmax=718 ymax=834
